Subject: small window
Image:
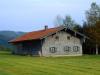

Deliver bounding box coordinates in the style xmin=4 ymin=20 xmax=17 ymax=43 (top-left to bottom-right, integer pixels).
xmin=64 ymin=46 xmax=71 ymax=52
xmin=73 ymin=46 xmax=80 ymax=52
xmin=51 ymin=34 xmax=55 ymax=37
xmin=55 ymin=36 xmax=59 ymax=40
xmin=67 ymin=36 xmax=70 ymax=40
xmin=49 ymin=47 xmax=57 ymax=53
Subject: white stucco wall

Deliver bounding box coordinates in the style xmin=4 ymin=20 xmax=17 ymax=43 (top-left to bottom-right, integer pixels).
xmin=42 ymin=31 xmax=82 ymax=56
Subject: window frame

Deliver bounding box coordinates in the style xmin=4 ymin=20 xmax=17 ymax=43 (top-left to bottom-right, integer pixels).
xmin=67 ymin=36 xmax=70 ymax=40
xmin=73 ymin=46 xmax=80 ymax=52
xmin=49 ymin=47 xmax=57 ymax=53
xmin=64 ymin=46 xmax=71 ymax=52
xmin=55 ymin=36 xmax=59 ymax=40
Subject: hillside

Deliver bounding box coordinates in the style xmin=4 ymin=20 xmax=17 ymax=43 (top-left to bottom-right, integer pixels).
xmin=0 ymin=31 xmax=25 ymax=49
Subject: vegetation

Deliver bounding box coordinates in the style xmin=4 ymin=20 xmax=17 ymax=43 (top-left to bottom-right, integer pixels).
xmin=84 ymin=2 xmax=100 ymax=42
xmin=85 ymin=2 xmax=100 ymax=26
xmin=0 ymin=31 xmax=25 ymax=50
xmin=0 ymin=51 xmax=100 ymax=75
xmin=0 ymin=45 xmax=12 ymax=51
xmin=83 ymin=2 xmax=100 ymax=54
xmin=54 ymin=15 xmax=79 ymax=29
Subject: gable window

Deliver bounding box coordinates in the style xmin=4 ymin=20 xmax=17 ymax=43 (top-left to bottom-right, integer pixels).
xmin=64 ymin=46 xmax=71 ymax=52
xmin=73 ymin=46 xmax=80 ymax=52
xmin=67 ymin=36 xmax=70 ymax=40
xmin=49 ymin=47 xmax=57 ymax=53
xmin=55 ymin=36 xmax=59 ymax=40
xmin=51 ymin=34 xmax=55 ymax=38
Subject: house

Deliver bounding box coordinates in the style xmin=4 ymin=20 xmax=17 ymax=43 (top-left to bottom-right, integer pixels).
xmin=9 ymin=26 xmax=86 ymax=56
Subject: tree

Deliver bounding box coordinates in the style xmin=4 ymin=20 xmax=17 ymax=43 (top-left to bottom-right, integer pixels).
xmin=86 ymin=2 xmax=100 ymax=26
xmin=73 ymin=24 xmax=83 ymax=33
xmin=54 ymin=15 xmax=79 ymax=29
xmin=63 ymin=15 xmax=77 ymax=29
xmin=85 ymin=21 xmax=100 ymax=54
xmin=54 ymin=15 xmax=64 ymax=27
xmin=84 ymin=2 xmax=100 ymax=54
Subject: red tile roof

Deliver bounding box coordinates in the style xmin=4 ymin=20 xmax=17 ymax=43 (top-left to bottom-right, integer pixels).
xmin=10 ymin=27 xmax=62 ymax=43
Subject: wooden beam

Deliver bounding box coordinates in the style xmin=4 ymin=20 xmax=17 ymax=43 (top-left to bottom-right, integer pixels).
xmin=96 ymin=44 xmax=99 ymax=55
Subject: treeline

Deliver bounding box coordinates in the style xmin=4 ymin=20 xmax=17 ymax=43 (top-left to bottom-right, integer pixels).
xmin=55 ymin=2 xmax=100 ymax=54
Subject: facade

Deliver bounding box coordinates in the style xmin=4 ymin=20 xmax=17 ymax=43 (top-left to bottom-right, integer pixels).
xmin=42 ymin=31 xmax=82 ymax=56
xmin=10 ymin=26 xmax=85 ymax=56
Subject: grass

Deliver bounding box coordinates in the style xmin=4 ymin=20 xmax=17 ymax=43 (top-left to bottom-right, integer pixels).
xmin=0 ymin=51 xmax=100 ymax=75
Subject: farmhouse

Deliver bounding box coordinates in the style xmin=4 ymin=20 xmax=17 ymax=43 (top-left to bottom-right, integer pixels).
xmin=10 ymin=26 xmax=86 ymax=56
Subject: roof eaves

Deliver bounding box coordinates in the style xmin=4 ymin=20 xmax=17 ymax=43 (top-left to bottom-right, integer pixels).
xmin=65 ymin=27 xmax=89 ymax=39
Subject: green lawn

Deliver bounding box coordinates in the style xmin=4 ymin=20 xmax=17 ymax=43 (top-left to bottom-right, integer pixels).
xmin=0 ymin=51 xmax=100 ymax=75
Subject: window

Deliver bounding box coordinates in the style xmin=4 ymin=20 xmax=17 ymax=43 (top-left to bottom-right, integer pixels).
xmin=51 ymin=34 xmax=55 ymax=37
xmin=64 ymin=46 xmax=71 ymax=52
xmin=49 ymin=47 xmax=57 ymax=53
xmin=73 ymin=46 xmax=80 ymax=52
xmin=55 ymin=36 xmax=59 ymax=40
xmin=67 ymin=36 xmax=70 ymax=40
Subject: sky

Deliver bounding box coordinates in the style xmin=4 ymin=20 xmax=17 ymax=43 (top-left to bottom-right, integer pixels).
xmin=0 ymin=0 xmax=100 ymax=32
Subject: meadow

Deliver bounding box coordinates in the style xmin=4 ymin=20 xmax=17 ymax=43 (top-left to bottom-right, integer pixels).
xmin=0 ymin=51 xmax=100 ymax=75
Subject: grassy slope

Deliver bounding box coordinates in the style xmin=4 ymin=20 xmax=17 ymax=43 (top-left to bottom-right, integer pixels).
xmin=0 ymin=51 xmax=100 ymax=75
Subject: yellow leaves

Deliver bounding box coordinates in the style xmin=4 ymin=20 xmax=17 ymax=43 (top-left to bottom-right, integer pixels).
xmin=85 ymin=21 xmax=100 ymax=44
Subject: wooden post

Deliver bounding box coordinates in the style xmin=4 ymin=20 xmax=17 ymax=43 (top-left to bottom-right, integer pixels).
xmin=83 ymin=37 xmax=86 ymax=43
xmin=75 ymin=32 xmax=76 ymax=37
xmin=96 ymin=44 xmax=98 ymax=55
xmin=40 ymin=40 xmax=43 ymax=56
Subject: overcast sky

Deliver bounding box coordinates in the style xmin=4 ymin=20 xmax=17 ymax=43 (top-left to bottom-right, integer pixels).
xmin=0 ymin=0 xmax=100 ymax=32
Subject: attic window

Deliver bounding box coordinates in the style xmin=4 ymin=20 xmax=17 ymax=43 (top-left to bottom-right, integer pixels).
xmin=67 ymin=36 xmax=70 ymax=40
xmin=55 ymin=36 xmax=59 ymax=40
xmin=51 ymin=34 xmax=55 ymax=37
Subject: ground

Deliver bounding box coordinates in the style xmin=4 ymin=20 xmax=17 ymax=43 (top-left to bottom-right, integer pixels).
xmin=0 ymin=51 xmax=100 ymax=75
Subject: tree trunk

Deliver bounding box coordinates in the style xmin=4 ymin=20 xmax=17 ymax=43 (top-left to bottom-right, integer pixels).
xmin=96 ymin=44 xmax=98 ymax=55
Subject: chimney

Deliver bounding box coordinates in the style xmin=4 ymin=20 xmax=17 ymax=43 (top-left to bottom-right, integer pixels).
xmin=44 ymin=25 xmax=48 ymax=30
